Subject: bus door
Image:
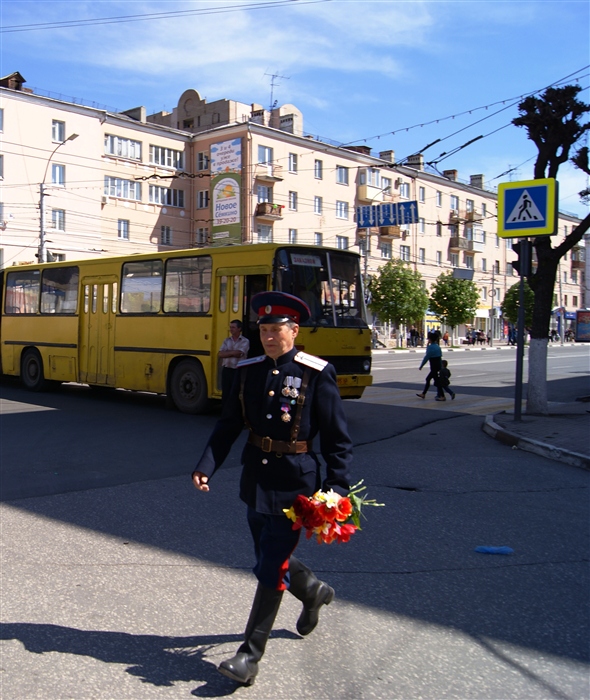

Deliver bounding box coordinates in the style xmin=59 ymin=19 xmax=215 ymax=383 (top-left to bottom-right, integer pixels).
xmin=79 ymin=276 xmax=117 ymax=385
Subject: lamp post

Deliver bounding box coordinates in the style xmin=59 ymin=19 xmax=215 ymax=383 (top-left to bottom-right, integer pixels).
xmin=38 ymin=133 xmax=78 ymax=263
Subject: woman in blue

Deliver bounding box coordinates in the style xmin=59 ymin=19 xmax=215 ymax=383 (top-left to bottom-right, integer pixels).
xmin=416 ymin=332 xmax=445 ymax=401
xmin=192 ymin=291 xmax=352 ymax=685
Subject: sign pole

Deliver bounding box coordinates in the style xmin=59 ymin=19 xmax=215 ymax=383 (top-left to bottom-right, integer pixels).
xmin=513 ymin=240 xmax=531 ymax=422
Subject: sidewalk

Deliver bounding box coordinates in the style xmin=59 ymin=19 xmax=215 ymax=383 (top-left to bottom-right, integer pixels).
xmin=483 ymin=399 xmax=590 ymax=470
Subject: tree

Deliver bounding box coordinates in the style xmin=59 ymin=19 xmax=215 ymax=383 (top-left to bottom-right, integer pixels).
xmin=501 ymin=280 xmax=534 ymax=328
xmin=512 ymin=85 xmax=590 ymax=413
xmin=429 ymin=271 xmax=479 ymax=334
xmin=368 ymin=259 xmax=429 ymax=334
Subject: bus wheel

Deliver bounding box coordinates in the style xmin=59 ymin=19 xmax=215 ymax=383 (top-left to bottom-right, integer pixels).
xmin=21 ymin=349 xmax=50 ymax=392
xmin=169 ymin=359 xmax=208 ymax=414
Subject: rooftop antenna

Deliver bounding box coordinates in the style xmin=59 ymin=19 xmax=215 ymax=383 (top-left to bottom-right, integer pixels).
xmin=264 ymin=71 xmax=290 ymax=112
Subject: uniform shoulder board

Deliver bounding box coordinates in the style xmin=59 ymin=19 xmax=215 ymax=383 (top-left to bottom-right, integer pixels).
xmin=294 ymin=351 xmax=328 ymax=371
xmin=237 ymin=355 xmax=266 ymax=367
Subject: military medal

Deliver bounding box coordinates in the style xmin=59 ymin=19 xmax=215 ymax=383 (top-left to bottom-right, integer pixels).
xmin=280 ymin=404 xmax=292 ymax=422
xmin=282 ymin=376 xmax=301 ymax=399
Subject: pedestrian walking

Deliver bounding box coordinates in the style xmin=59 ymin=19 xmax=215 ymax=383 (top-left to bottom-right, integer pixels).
xmin=416 ymin=332 xmax=445 ymax=401
xmin=218 ymin=320 xmax=250 ymax=405
xmin=439 ymin=360 xmax=456 ymax=400
xmin=442 ymin=331 xmax=449 ymax=347
xmin=192 ymin=291 xmax=353 ymax=686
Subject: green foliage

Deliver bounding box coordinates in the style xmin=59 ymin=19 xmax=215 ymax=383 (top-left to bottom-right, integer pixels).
xmin=368 ymin=259 xmax=429 ymax=326
xmin=501 ymin=281 xmax=534 ymax=327
xmin=429 ymin=272 xmax=479 ymax=329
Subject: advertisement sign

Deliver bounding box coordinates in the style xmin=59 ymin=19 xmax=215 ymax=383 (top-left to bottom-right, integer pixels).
xmin=210 ymin=138 xmax=242 ymax=246
xmin=575 ymin=309 xmax=590 ymax=342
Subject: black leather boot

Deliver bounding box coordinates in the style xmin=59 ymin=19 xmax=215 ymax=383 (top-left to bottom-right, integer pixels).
xmin=218 ymin=583 xmax=283 ymax=685
xmin=288 ymin=557 xmax=334 ymax=636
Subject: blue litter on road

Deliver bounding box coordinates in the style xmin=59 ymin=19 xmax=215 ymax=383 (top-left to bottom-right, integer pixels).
xmin=475 ymin=546 xmax=514 ymax=555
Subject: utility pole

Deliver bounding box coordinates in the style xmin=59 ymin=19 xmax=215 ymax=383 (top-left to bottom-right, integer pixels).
xmin=489 ymin=266 xmax=496 ymax=347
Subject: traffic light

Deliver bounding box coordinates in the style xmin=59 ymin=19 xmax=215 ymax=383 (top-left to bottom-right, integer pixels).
xmin=512 ymin=240 xmax=532 ymax=277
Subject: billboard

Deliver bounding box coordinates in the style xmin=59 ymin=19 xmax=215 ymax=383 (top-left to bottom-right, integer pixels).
xmin=210 ymin=138 xmax=242 ymax=246
xmin=575 ymin=309 xmax=590 ymax=342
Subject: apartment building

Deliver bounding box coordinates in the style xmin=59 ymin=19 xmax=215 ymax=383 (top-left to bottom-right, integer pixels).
xmin=0 ymin=71 xmax=585 ymax=338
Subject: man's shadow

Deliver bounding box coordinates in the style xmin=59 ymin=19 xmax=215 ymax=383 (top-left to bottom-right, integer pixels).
xmin=0 ymin=622 xmax=299 ymax=697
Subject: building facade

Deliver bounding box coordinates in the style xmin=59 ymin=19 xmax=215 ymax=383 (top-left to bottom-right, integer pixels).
xmin=0 ymin=72 xmax=585 ymax=339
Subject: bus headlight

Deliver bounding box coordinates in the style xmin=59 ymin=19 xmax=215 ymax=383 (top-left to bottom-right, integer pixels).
xmin=363 ymin=359 xmax=371 ymax=372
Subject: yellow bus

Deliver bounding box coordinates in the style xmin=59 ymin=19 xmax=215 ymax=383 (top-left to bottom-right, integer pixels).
xmin=0 ymin=244 xmax=372 ymax=413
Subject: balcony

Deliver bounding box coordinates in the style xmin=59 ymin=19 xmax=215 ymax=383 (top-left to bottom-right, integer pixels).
xmin=572 ymin=259 xmax=585 ymax=270
xmin=464 ymin=210 xmax=482 ymax=222
xmin=357 ymin=184 xmax=391 ymax=203
xmin=379 ymin=226 xmax=401 ymax=239
xmin=472 ymin=239 xmax=485 ymax=253
xmin=449 ymin=210 xmax=461 ymax=223
xmin=254 ymin=163 xmax=283 ymax=182
xmin=255 ymin=202 xmax=284 ymax=220
xmin=449 ymin=236 xmax=473 ymax=251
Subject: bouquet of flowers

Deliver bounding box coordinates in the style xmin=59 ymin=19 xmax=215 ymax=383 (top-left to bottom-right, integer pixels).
xmin=283 ymin=480 xmax=384 ymax=545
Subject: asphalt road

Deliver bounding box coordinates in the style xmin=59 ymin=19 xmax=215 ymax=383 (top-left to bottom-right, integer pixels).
xmin=0 ymin=350 xmax=588 ymax=699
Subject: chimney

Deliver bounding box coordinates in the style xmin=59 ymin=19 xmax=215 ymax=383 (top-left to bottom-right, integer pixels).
xmin=406 ymin=154 xmax=424 ymax=170
xmin=379 ymin=150 xmax=395 ymax=163
xmin=342 ymin=145 xmax=372 ymax=156
xmin=121 ymin=106 xmax=146 ymax=123
xmin=470 ymin=174 xmax=484 ymax=189
xmin=443 ymin=169 xmax=458 ymax=182
xmin=0 ymin=72 xmax=27 ymax=91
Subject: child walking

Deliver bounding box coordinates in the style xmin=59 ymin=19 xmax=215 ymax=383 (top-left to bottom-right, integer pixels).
xmin=439 ymin=360 xmax=456 ymax=400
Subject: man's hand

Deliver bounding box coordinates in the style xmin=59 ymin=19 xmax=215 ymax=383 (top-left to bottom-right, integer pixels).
xmin=192 ymin=471 xmax=210 ymax=492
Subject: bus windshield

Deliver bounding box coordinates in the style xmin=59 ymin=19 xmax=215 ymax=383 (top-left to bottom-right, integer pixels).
xmin=274 ymin=247 xmax=368 ymax=328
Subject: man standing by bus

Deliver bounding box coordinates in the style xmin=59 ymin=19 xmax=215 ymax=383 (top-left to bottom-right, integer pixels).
xmin=218 ymin=320 xmax=249 ymax=404
xmin=192 ymin=291 xmax=353 ymax=686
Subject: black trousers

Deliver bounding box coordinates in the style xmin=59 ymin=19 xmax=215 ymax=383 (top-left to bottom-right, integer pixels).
xmin=221 ymin=367 xmax=238 ymax=404
xmin=423 ymin=357 xmax=443 ymax=397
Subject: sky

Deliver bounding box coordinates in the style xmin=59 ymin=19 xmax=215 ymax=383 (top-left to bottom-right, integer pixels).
xmin=2 ymin=0 xmax=589 ymax=218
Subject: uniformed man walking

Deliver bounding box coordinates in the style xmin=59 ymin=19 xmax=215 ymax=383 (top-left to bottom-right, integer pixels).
xmin=192 ymin=291 xmax=353 ymax=685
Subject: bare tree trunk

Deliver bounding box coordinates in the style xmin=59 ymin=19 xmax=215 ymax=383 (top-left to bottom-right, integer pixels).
xmin=526 ymin=339 xmax=549 ymax=414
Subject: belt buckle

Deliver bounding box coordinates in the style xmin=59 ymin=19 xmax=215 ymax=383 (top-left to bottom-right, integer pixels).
xmin=261 ymin=436 xmax=273 ymax=453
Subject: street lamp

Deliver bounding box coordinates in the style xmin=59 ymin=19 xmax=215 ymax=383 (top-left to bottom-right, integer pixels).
xmin=38 ymin=133 xmax=78 ymax=263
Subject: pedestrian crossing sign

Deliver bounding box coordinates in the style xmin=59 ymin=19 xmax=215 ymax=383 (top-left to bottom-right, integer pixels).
xmin=497 ymin=178 xmax=557 ymax=238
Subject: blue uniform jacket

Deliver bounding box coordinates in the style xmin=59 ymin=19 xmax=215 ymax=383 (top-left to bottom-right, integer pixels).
xmin=195 ymin=347 xmax=353 ymax=515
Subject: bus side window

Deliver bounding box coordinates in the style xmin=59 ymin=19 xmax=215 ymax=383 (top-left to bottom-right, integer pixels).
xmin=112 ymin=282 xmax=118 ymax=314
xmin=232 ymin=275 xmax=240 ymax=313
xmin=219 ymin=276 xmax=227 ymax=313
xmin=5 ymin=270 xmax=40 ymax=314
xmin=121 ymin=260 xmax=163 ymax=313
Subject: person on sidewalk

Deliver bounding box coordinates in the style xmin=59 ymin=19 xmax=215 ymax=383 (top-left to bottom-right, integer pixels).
xmin=218 ymin=319 xmax=250 ymax=405
xmin=439 ymin=360 xmax=456 ymax=400
xmin=416 ymin=332 xmax=445 ymax=401
xmin=192 ymin=291 xmax=352 ymax=686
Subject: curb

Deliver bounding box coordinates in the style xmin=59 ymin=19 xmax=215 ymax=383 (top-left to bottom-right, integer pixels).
xmin=482 ymin=414 xmax=590 ymax=471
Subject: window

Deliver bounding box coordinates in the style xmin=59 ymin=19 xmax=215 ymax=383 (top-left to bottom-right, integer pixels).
xmin=40 ymin=266 xmax=79 ymax=314
xmin=52 ymin=120 xmax=65 ymax=143
xmin=436 ymin=251 xmax=442 ymax=266
xmin=0 ymin=155 xmax=3 ymax=179
xmin=314 ymin=196 xmax=323 ymax=215
xmin=399 ymin=182 xmax=410 ymax=199
xmin=505 ymin=238 xmax=513 ymax=249
xmin=436 ymin=222 xmax=442 ymax=237
xmin=573 ymin=295 xmax=578 ymax=307
xmin=464 ymin=225 xmax=473 ymax=241
xmin=400 ymin=245 xmax=411 ymax=262
xmin=149 ymin=145 xmax=184 ymax=169
xmin=482 ymin=258 xmax=487 ymax=272
xmin=572 ymin=271 xmax=578 ymax=284
xmin=464 ymin=254 xmax=474 ymax=269
xmin=466 ymin=199 xmax=474 ymax=213
xmin=257 ymin=224 xmax=272 ymax=243
xmin=118 ymin=219 xmax=130 ymax=240
xmin=0 ymin=108 xmax=3 ymax=131
xmin=419 ymin=218 xmax=425 ymax=234
xmin=335 ymin=201 xmax=349 ymax=219
xmin=104 ymin=134 xmax=142 ymax=160
xmin=380 ymin=241 xmax=392 ymax=259
xmin=51 ymin=208 xmax=65 ymax=231
xmin=52 ymin=164 xmax=65 ymax=186
xmin=482 ymin=287 xmax=487 ymax=300
xmin=121 ymin=260 xmax=163 ymax=313
xmin=507 ymin=263 xmax=514 ymax=276
xmin=196 ymin=228 xmax=208 ymax=246
xmin=104 ymin=176 xmax=141 ymax=201
xmin=163 ymin=256 xmax=212 ymax=314
xmin=161 ymin=226 xmax=172 ymax=245
xmin=563 ymin=271 xmax=567 ymax=284
xmin=419 ymin=248 xmax=426 ymax=263
xmin=419 ymin=186 xmax=425 ymax=203
xmin=495 ymin=260 xmax=500 ymax=274
xmin=197 ymin=190 xmax=209 ymax=209
xmin=450 ymin=195 xmax=459 ymax=211
xmin=564 ymin=295 xmax=568 ymax=306
xmin=5 ymin=270 xmax=40 ymax=313
xmin=436 ymin=191 xmax=442 ymax=207
xmin=336 ymin=236 xmax=349 ymax=250
xmin=314 ymin=232 xmax=323 ymax=246
xmin=382 ymin=177 xmax=392 ymax=195
xmin=336 ymin=165 xmax=349 ymax=185
xmin=288 ymin=153 xmax=298 ymax=173
xmin=257 ymin=185 xmax=272 ymax=203
xmin=149 ymin=185 xmax=185 ymax=208
xmin=197 ymin=152 xmax=209 ymax=171
xmin=366 ymin=168 xmax=380 ymax=187
xmin=450 ymin=253 xmax=459 ymax=267
xmin=288 ymin=191 xmax=298 ymax=210
xmin=258 ymin=145 xmax=273 ymax=164
xmin=314 ymin=160 xmax=323 ymax=179
xmin=288 ymin=228 xmax=297 ymax=244
xmin=481 ymin=203 xmax=487 ymax=217
xmin=495 ymin=235 xmax=500 ymax=248
xmin=449 ymin=224 xmax=458 ymax=237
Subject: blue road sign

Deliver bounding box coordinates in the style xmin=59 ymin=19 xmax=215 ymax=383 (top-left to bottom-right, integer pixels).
xmin=497 ymin=178 xmax=557 ymax=238
xmin=356 ymin=201 xmax=419 ymax=228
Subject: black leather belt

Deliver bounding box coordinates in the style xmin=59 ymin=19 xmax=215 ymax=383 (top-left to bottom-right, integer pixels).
xmin=248 ymin=433 xmax=311 ymax=454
